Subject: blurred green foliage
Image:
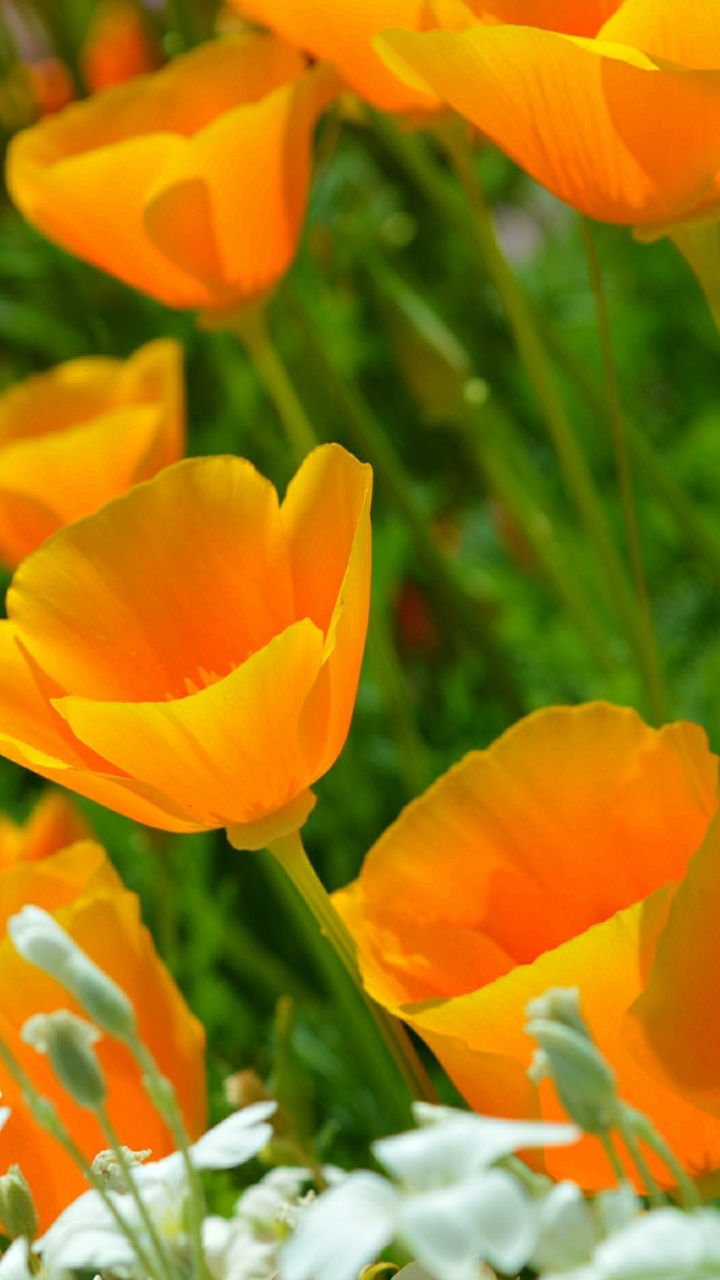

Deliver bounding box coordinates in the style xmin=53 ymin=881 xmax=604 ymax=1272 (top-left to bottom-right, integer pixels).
xmin=3 ymin=0 xmax=720 ymax=1175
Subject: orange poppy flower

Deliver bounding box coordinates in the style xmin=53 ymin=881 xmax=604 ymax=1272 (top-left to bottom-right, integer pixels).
xmin=376 ymin=0 xmax=720 ymax=229
xmin=334 ymin=702 xmax=720 ymax=1189
xmin=81 ymin=0 xmax=160 ymax=94
xmin=0 ymin=340 xmax=184 ymax=569
xmin=0 ymin=835 xmax=206 ymax=1228
xmin=0 ymin=444 xmax=372 ymax=848
xmin=0 ymin=790 xmax=90 ymax=869
xmin=6 ymin=33 xmax=340 ymax=312
xmin=231 ymin=0 xmax=438 ymax=112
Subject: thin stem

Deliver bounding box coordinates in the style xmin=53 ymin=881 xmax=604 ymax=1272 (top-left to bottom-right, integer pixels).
xmin=616 ymin=1113 xmax=664 ymax=1208
xmin=229 ymin=305 xmax=318 ymax=463
xmin=599 ymin=1130 xmax=628 ymax=1184
xmin=442 ymin=125 xmax=662 ymax=720
xmin=129 ymin=1039 xmax=208 ymax=1280
xmin=625 ymin=1108 xmax=701 ymax=1209
xmin=367 ymin=604 xmax=432 ymax=798
xmin=580 ymin=218 xmax=665 ymax=720
xmin=96 ymin=1104 xmax=175 ymax=1280
xmin=267 ymin=828 xmax=436 ymax=1106
xmin=0 ymin=1036 xmax=163 ymax=1280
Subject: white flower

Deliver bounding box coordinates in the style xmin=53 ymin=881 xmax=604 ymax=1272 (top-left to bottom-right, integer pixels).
xmin=0 ymin=1239 xmax=32 ymax=1280
xmin=39 ymin=1103 xmax=277 ymax=1278
xmin=282 ymin=1105 xmax=579 ymax=1280
xmin=0 ymin=1103 xmax=10 ymax=1133
xmin=544 ymin=1208 xmax=720 ymax=1280
xmin=206 ymin=1166 xmax=314 ymax=1280
xmin=532 ymin=1182 xmax=639 ymax=1274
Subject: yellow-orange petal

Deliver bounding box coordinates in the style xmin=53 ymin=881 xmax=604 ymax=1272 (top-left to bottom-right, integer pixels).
xmin=376 ymin=25 xmax=720 ymax=225
xmin=0 ymin=790 xmax=91 ymax=869
xmin=0 ymin=622 xmax=206 ymax=832
xmin=280 ymin=444 xmax=373 ymax=775
xmin=7 ymin=455 xmax=295 ymax=703
xmin=236 ymin=0 xmax=438 ymax=111
xmin=344 ymin=704 xmax=716 ymax=1003
xmin=601 ymin=0 xmax=720 ymax=68
xmin=626 ymin=811 xmax=720 ymax=1122
xmin=144 ymin=63 xmax=341 ymax=309
xmin=405 ymin=888 xmax=720 ymax=1188
xmin=54 ymin=619 xmax=325 ymax=828
xmin=475 ymin=0 xmax=621 ymax=37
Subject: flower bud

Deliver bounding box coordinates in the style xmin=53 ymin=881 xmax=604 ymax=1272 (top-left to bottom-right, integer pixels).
xmin=526 ymin=988 xmax=590 ymax=1041
xmin=22 ymin=1011 xmax=107 ymax=1110
xmin=9 ymin=906 xmax=137 ymax=1041
xmin=0 ymin=1166 xmax=38 ymax=1242
xmin=92 ymin=1146 xmax=152 ymax=1192
xmin=527 ymin=1020 xmax=619 ymax=1134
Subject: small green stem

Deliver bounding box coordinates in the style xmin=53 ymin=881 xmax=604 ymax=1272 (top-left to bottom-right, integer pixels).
xmin=599 ymin=1130 xmax=628 ymax=1184
xmin=129 ymin=1039 xmax=208 ymax=1280
xmin=625 ymin=1107 xmax=701 ymax=1209
xmin=579 ymin=218 xmax=665 ymax=721
xmin=96 ymin=1104 xmax=175 ymax=1280
xmin=229 ymin=305 xmax=318 ymax=464
xmin=616 ymin=1112 xmax=664 ymax=1207
xmin=0 ymin=1036 xmax=163 ymax=1280
xmin=267 ymin=828 xmax=436 ymax=1107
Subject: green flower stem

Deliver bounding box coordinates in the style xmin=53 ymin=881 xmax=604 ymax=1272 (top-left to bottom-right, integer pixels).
xmin=625 ymin=1108 xmax=701 ymax=1209
xmin=228 ymin=305 xmax=319 ymax=465
xmin=599 ymin=1130 xmax=629 ymax=1184
xmin=283 ymin=282 xmax=524 ymax=716
xmin=96 ymin=1104 xmax=175 ymax=1280
xmin=267 ymin=828 xmax=436 ymax=1109
xmin=0 ymin=1035 xmax=164 ymax=1280
xmin=616 ymin=1111 xmax=664 ymax=1208
xmin=442 ymin=127 xmax=662 ymax=720
xmin=128 ymin=1038 xmax=208 ymax=1280
xmin=367 ymin=600 xmax=433 ymax=799
xmin=579 ymin=218 xmax=665 ymax=719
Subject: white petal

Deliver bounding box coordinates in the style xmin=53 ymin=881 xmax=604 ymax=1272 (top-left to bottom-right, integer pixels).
xmin=0 ymin=1238 xmax=32 ymax=1280
xmin=40 ymin=1189 xmax=135 ymax=1276
xmin=596 ymin=1208 xmax=720 ymax=1278
xmin=190 ymin=1105 xmax=277 ymax=1170
xmin=0 ymin=1107 xmax=10 ymax=1133
xmin=531 ymin=1182 xmax=596 ymax=1274
xmin=398 ymin=1170 xmax=538 ymax=1280
xmin=281 ymin=1171 xmax=398 ymax=1280
xmin=594 ymin=1184 xmax=640 ymax=1240
xmin=374 ymin=1115 xmax=578 ymax=1188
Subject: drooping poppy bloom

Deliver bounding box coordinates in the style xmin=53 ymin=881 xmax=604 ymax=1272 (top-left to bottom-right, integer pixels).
xmin=231 ymin=0 xmax=438 ymax=112
xmin=0 ymin=444 xmax=372 ymax=849
xmin=80 ymin=0 xmax=160 ymax=93
xmin=0 ymin=340 xmax=184 ymax=568
xmin=375 ymin=0 xmax=720 ymax=231
xmin=0 ymin=790 xmax=90 ymax=868
xmin=0 ymin=836 xmax=206 ymax=1228
xmin=6 ymin=33 xmax=340 ymax=313
xmin=334 ymin=702 xmax=720 ymax=1188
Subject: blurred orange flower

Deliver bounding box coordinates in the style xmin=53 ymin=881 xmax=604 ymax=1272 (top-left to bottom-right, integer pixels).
xmin=0 ymin=834 xmax=206 ymax=1228
xmin=81 ymin=0 xmax=160 ymax=93
xmin=0 ymin=339 xmax=184 ymax=568
xmin=376 ymin=0 xmax=720 ymax=230
xmin=0 ymin=444 xmax=372 ymax=848
xmin=335 ymin=702 xmax=720 ymax=1188
xmin=0 ymin=790 xmax=90 ymax=869
xmin=6 ymin=33 xmax=340 ymax=312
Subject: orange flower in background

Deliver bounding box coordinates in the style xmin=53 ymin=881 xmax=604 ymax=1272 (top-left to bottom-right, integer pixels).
xmin=0 ymin=790 xmax=90 ymax=868
xmin=231 ymin=0 xmax=438 ymax=112
xmin=0 ymin=339 xmax=184 ymax=568
xmin=6 ymin=33 xmax=340 ymax=312
xmin=81 ymin=0 xmax=160 ymax=93
xmin=0 ymin=444 xmax=372 ymax=848
xmin=376 ymin=0 xmax=720 ymax=230
xmin=335 ymin=702 xmax=720 ymax=1188
xmin=0 ymin=835 xmax=206 ymax=1228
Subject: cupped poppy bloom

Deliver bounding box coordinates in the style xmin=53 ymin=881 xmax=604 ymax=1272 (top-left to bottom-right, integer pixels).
xmin=0 ymin=444 xmax=372 ymax=849
xmin=6 ymin=32 xmax=340 ymax=312
xmin=231 ymin=0 xmax=439 ymax=112
xmin=0 ymin=790 xmax=91 ymax=868
xmin=334 ymin=702 xmax=720 ymax=1189
xmin=376 ymin=0 xmax=720 ymax=231
xmin=0 ymin=339 xmax=184 ymax=568
xmin=0 ymin=837 xmax=206 ymax=1228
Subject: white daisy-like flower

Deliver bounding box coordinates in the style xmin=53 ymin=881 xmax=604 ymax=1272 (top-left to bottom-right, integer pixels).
xmin=544 ymin=1207 xmax=720 ymax=1280
xmin=281 ymin=1104 xmax=579 ymax=1280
